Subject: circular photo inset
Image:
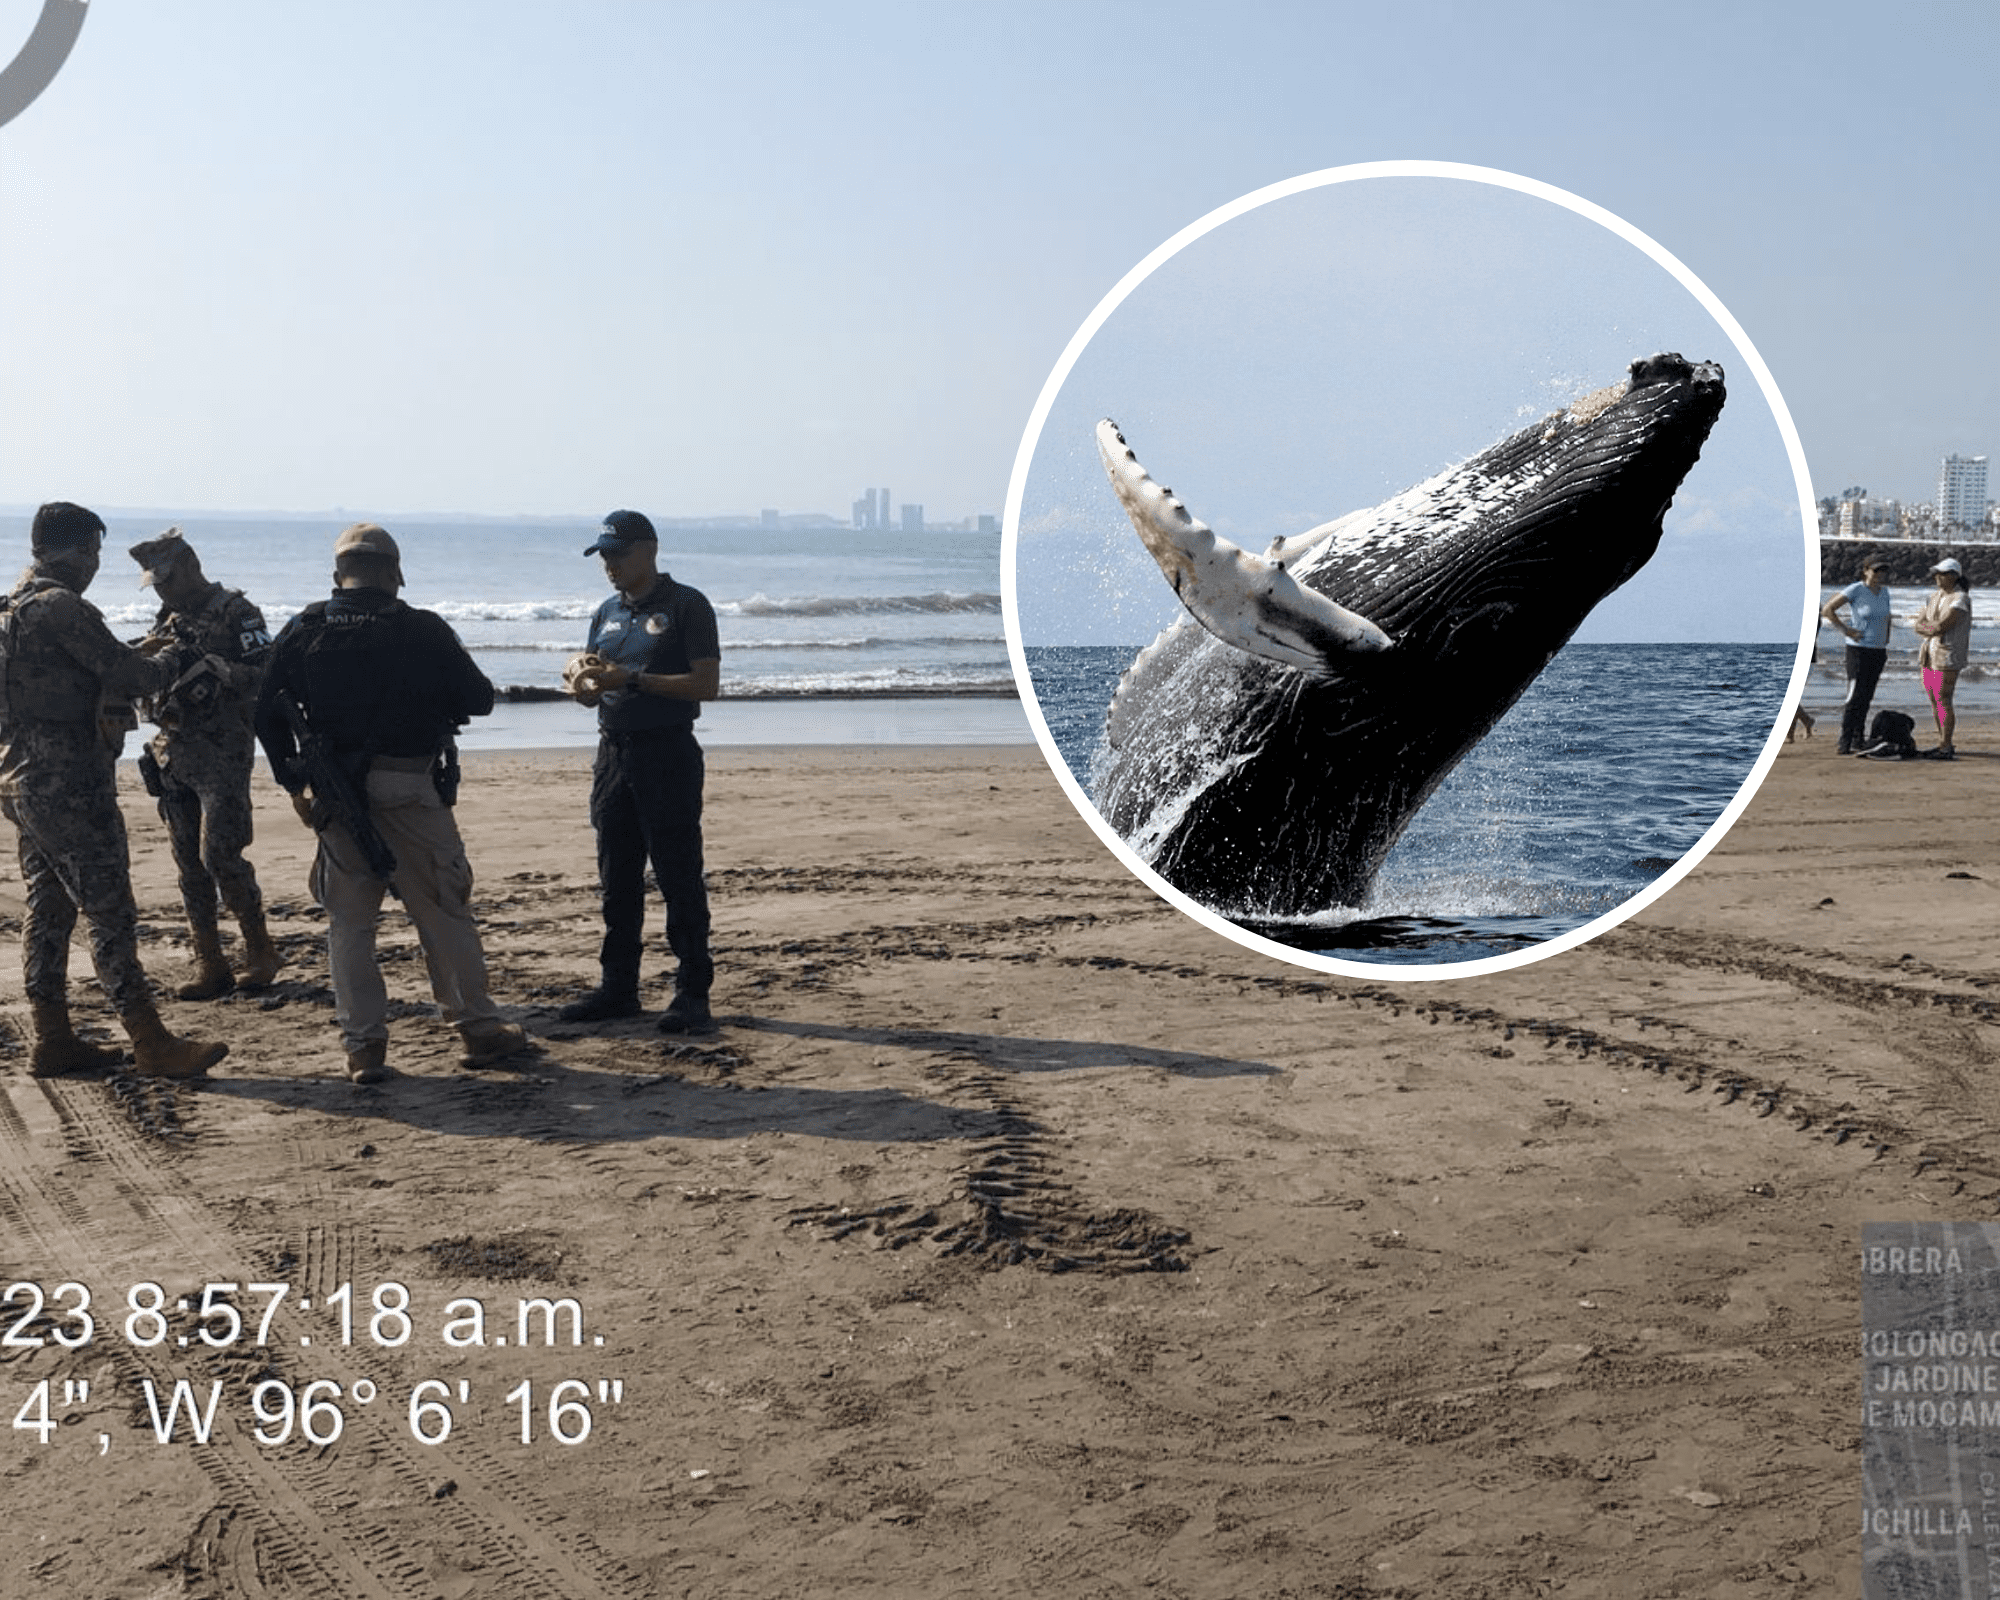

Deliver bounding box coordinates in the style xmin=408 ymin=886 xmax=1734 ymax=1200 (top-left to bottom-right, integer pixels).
xmin=1003 ymin=164 xmax=1815 ymax=979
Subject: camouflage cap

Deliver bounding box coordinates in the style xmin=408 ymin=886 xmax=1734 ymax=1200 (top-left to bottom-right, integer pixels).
xmin=129 ymin=525 xmax=192 ymax=588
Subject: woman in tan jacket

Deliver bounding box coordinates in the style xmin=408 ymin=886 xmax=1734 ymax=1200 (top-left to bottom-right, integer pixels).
xmin=1913 ymin=558 xmax=1972 ymax=760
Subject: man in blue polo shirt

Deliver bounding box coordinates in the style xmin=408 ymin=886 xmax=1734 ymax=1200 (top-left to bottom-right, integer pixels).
xmin=561 ymin=510 xmax=721 ymax=1033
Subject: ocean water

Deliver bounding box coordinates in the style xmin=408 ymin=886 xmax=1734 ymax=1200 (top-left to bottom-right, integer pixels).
xmin=0 ymin=512 xmax=1029 ymax=748
xmin=1024 ymin=642 xmax=1795 ymax=964
xmin=1811 ymin=584 xmax=2000 ymax=714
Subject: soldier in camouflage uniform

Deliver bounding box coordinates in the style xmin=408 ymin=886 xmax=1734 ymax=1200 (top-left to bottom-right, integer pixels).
xmin=128 ymin=528 xmax=282 ymax=999
xmin=0 ymin=503 xmax=228 ymax=1079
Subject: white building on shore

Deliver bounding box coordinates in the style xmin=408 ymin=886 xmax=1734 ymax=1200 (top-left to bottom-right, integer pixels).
xmin=1938 ymin=453 xmax=1989 ymax=537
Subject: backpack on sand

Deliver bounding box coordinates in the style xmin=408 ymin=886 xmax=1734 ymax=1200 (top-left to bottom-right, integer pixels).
xmin=1864 ymin=709 xmax=1918 ymax=759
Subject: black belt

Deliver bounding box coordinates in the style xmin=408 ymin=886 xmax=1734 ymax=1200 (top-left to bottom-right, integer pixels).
xmin=600 ymin=724 xmax=696 ymax=744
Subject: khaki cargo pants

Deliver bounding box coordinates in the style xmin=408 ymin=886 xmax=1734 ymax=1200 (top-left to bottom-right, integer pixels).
xmin=310 ymin=761 xmax=505 ymax=1054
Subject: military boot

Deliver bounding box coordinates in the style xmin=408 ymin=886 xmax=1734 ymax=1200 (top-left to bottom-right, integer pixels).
xmin=119 ymin=1004 xmax=227 ymax=1080
xmin=175 ymin=923 xmax=236 ymax=1001
xmin=655 ymin=991 xmax=715 ymax=1036
xmin=459 ymin=1019 xmax=529 ymax=1068
xmin=235 ymin=907 xmax=283 ymax=992
xmin=556 ymin=985 xmax=642 ymax=1023
xmin=26 ymin=998 xmax=122 ymax=1078
xmin=346 ymin=1040 xmax=391 ymax=1085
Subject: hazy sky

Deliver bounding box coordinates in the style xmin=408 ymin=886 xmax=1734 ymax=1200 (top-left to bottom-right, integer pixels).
xmin=1012 ymin=172 xmax=1804 ymax=643
xmin=0 ymin=1 xmax=1990 ymax=523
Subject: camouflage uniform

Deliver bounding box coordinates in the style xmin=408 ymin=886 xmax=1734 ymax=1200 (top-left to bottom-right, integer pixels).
xmin=136 ymin=581 xmax=274 ymax=966
xmin=0 ymin=570 xmax=175 ymax=1013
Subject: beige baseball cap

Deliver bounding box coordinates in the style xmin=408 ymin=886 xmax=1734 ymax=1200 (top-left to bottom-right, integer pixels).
xmin=333 ymin=522 xmax=403 ymax=582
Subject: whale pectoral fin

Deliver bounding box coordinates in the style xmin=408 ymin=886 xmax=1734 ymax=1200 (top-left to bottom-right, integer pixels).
xmin=1096 ymin=419 xmax=1393 ymax=673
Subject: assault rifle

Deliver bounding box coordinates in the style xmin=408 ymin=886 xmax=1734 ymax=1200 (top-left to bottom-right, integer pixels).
xmin=271 ymin=688 xmax=399 ymax=889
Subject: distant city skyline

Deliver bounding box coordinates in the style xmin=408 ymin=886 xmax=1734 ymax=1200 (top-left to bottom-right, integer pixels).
xmin=846 ymin=485 xmax=999 ymax=534
xmin=0 ymin=498 xmax=1002 ymax=531
xmin=1819 ymin=448 xmax=1995 ymax=541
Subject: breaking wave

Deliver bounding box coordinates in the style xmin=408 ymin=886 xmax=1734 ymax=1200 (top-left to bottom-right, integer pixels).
xmin=723 ymin=591 xmax=1000 ymax=617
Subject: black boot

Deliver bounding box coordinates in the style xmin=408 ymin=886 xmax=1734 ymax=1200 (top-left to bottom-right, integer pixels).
xmin=557 ymin=985 xmax=642 ymax=1023
xmin=655 ymin=992 xmax=715 ymax=1036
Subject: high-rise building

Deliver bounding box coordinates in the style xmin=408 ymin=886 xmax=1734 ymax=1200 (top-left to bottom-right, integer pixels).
xmin=1937 ymin=453 xmax=1988 ymax=533
xmin=900 ymin=504 xmax=924 ymax=534
xmin=853 ymin=488 xmax=888 ymax=530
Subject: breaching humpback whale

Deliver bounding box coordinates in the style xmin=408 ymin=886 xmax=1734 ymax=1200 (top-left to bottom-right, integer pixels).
xmin=1093 ymin=352 xmax=1725 ymax=919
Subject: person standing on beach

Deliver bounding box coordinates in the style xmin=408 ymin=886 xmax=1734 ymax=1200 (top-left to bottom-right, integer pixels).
xmin=127 ymin=527 xmax=283 ymax=1000
xmin=1821 ymin=552 xmax=1893 ymax=755
xmin=0 ymin=502 xmax=229 ymax=1079
xmin=559 ymin=510 xmax=720 ymax=1035
xmin=253 ymin=523 xmax=527 ymax=1083
xmin=1913 ymin=557 xmax=1971 ymax=761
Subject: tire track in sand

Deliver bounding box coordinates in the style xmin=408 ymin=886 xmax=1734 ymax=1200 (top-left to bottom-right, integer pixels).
xmin=0 ymin=1071 xmax=653 ymax=1600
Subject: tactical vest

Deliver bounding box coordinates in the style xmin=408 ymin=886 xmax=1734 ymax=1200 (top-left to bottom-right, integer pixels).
xmin=287 ymin=598 xmax=462 ymax=757
xmin=0 ymin=584 xmax=102 ymax=724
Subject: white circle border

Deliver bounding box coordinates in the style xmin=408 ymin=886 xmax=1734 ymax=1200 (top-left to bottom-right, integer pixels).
xmin=999 ymin=160 xmax=1819 ymax=984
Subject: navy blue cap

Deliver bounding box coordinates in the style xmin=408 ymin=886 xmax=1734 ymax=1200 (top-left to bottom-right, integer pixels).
xmin=583 ymin=508 xmax=658 ymax=556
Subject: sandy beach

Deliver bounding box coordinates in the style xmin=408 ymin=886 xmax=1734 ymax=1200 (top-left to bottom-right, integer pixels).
xmin=0 ymin=713 xmax=1988 ymax=1598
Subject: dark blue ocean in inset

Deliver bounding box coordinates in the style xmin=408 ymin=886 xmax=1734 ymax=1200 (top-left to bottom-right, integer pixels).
xmin=1023 ymin=642 xmax=1793 ymax=964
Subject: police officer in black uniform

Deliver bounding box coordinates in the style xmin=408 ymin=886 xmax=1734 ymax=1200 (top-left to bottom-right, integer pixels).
xmin=253 ymin=523 xmax=527 ymax=1082
xmin=560 ymin=509 xmax=720 ymax=1033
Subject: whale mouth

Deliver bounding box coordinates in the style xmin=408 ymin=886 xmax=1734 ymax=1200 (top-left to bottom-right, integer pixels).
xmin=1601 ymin=351 xmax=1725 ymax=433
xmin=1596 ymin=352 xmax=1725 ymax=458
xmin=1629 ymin=351 xmax=1723 ymax=390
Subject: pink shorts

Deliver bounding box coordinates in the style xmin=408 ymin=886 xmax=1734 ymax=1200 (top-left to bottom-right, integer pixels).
xmin=1923 ymin=667 xmax=1947 ymax=726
